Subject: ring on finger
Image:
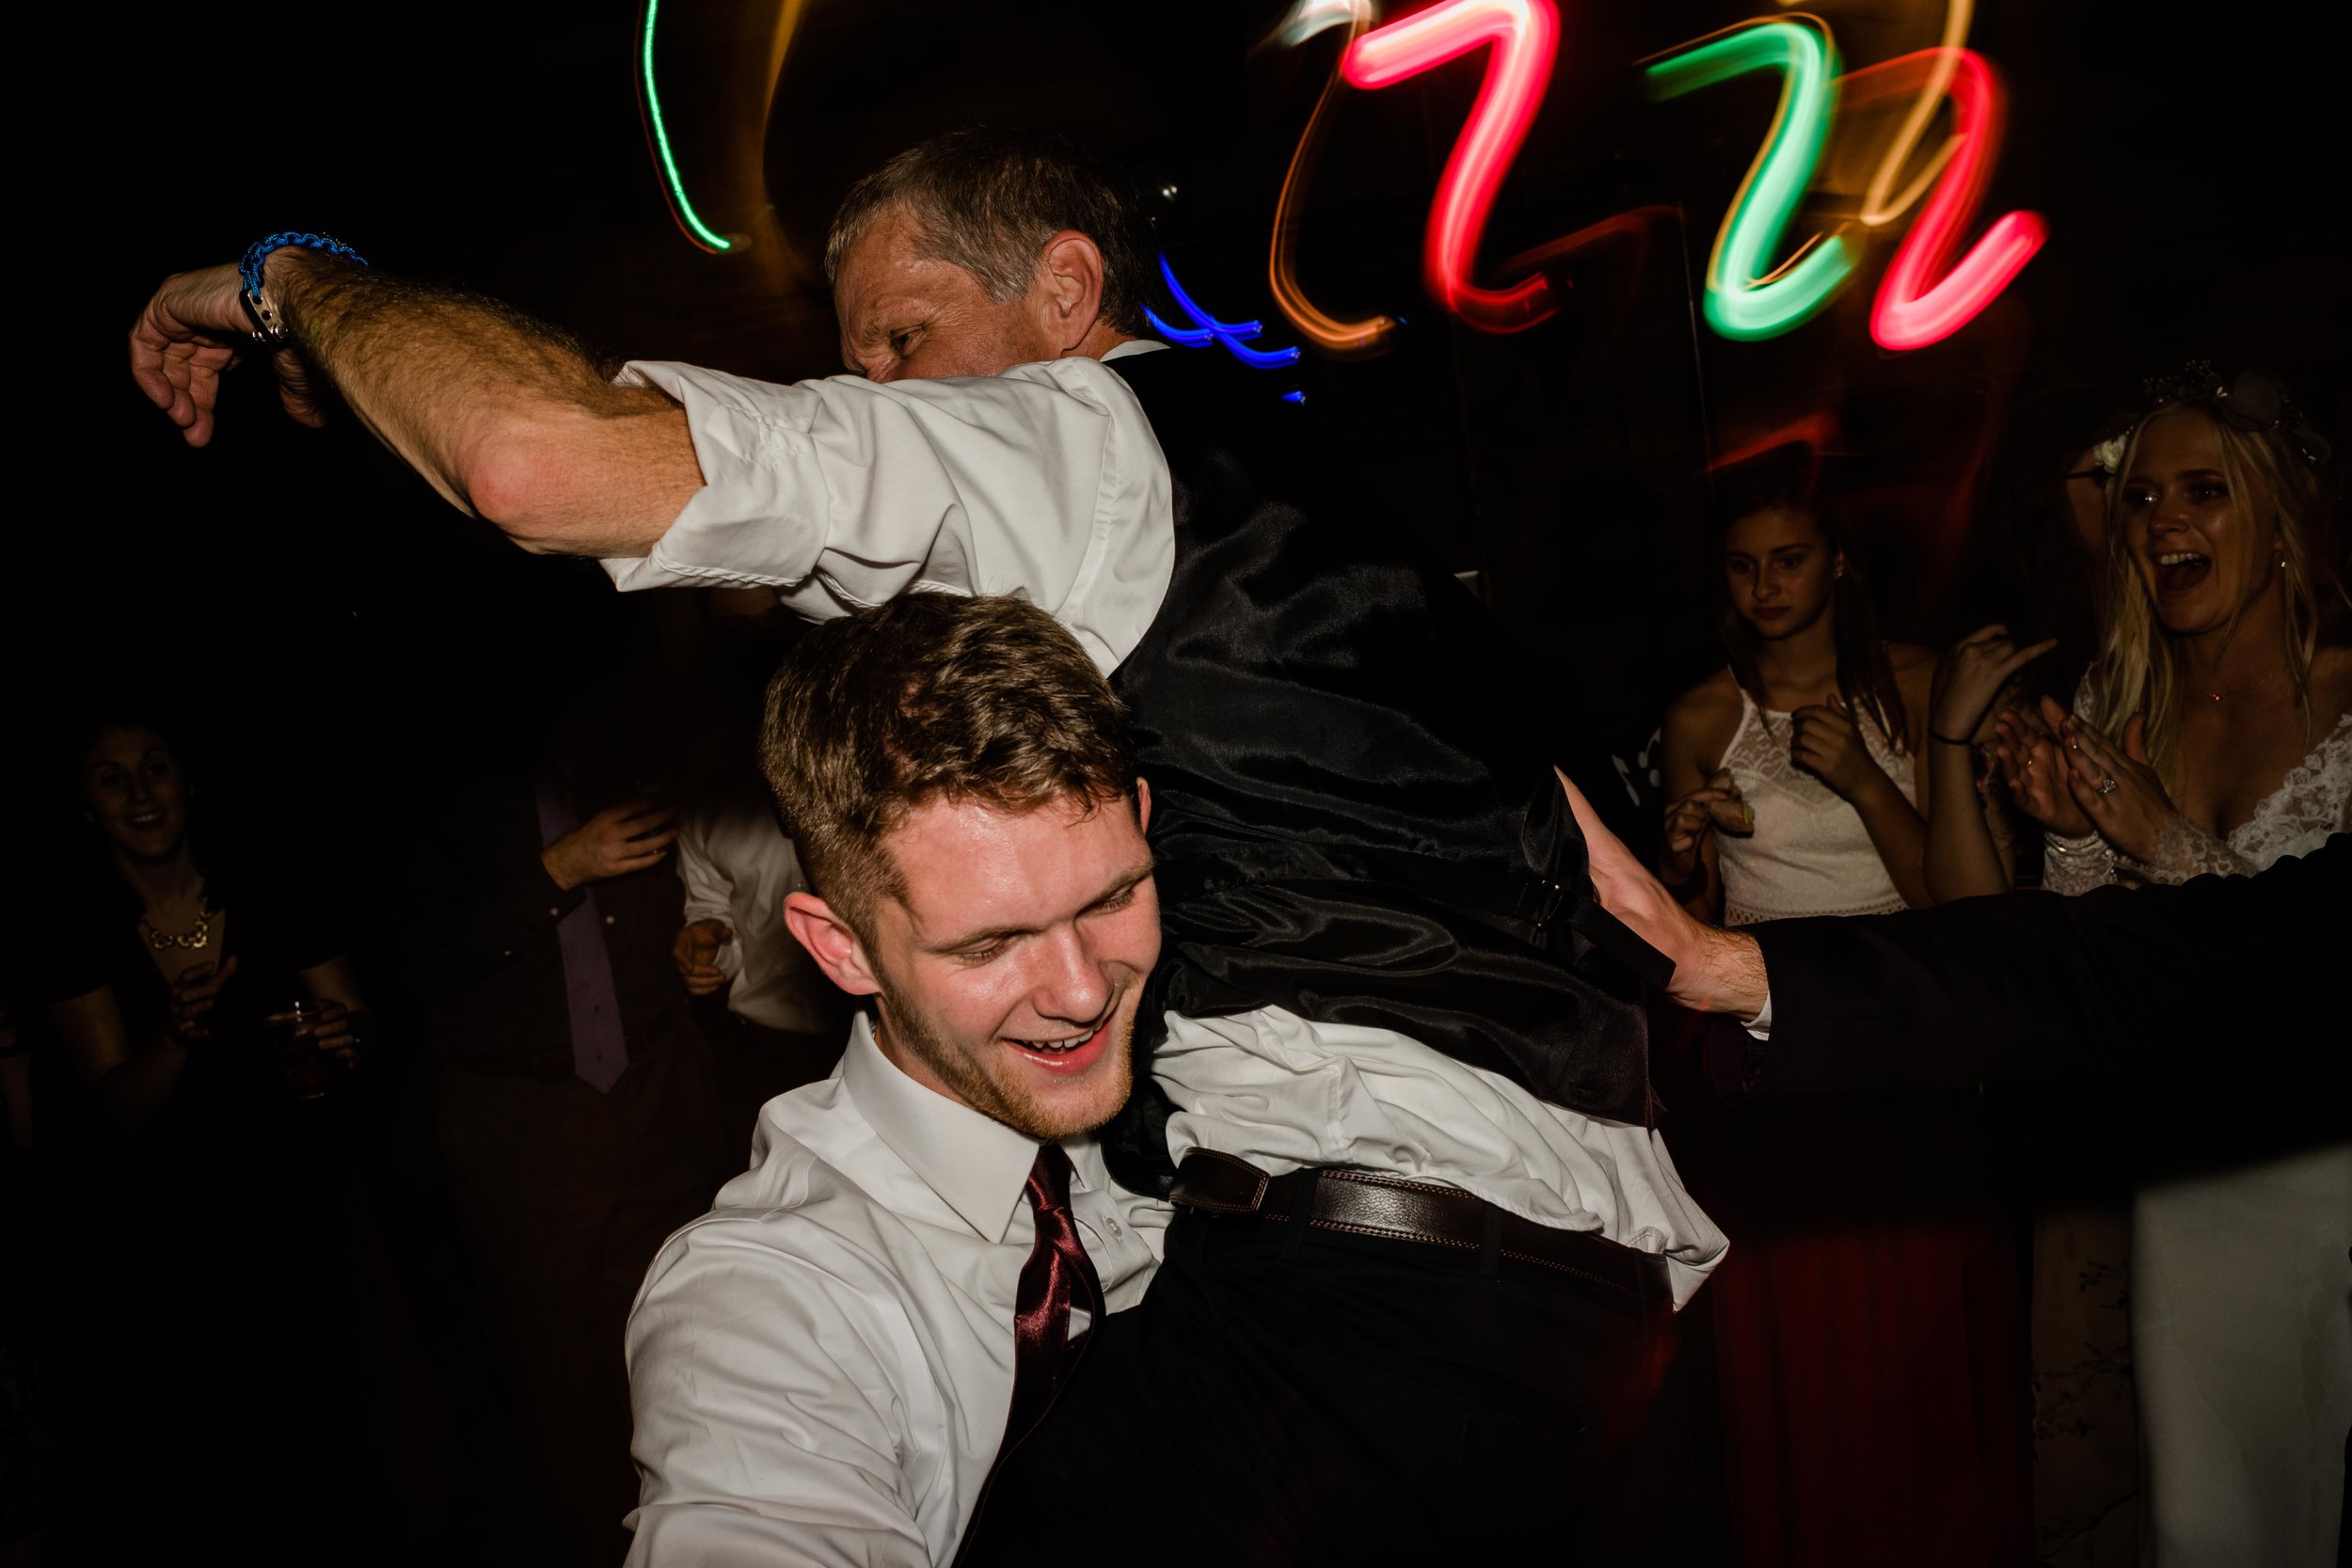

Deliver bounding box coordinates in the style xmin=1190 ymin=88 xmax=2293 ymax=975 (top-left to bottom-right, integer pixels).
xmin=2096 ymin=774 xmax=2119 ymax=796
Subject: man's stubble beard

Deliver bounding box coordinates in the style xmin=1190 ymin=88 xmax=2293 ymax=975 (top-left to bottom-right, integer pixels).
xmin=870 ymin=976 xmax=1136 ymax=1142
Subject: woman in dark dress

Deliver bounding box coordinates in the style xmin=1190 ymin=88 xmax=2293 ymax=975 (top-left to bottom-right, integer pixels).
xmin=41 ymin=718 xmax=400 ymax=1562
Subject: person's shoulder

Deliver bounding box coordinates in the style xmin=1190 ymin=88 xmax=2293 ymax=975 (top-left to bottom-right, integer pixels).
xmin=640 ymin=1104 xmax=901 ymax=1307
xmin=1666 ymin=669 xmax=1742 ymax=732
xmin=1889 ymin=641 xmax=1939 ymax=677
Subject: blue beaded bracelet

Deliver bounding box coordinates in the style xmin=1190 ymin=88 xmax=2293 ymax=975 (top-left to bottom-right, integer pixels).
xmin=238 ymin=231 xmax=369 ymax=346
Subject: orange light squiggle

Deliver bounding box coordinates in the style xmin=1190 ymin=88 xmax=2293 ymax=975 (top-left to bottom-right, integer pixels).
xmin=1854 ymin=0 xmax=1972 ymax=228
xmin=1267 ymin=8 xmax=1399 ymax=356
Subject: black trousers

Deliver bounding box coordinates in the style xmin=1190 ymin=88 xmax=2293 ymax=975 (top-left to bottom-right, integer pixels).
xmin=437 ymin=1030 xmax=730 ymax=1568
xmin=964 ymin=1197 xmax=1721 ymax=1566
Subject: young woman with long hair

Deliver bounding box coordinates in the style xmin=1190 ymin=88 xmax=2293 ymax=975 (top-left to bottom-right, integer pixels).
xmin=1657 ymin=475 xmax=2033 ymax=1567
xmin=1658 ymin=482 xmax=1941 ymax=925
xmin=1990 ymin=368 xmax=2349 ymax=1568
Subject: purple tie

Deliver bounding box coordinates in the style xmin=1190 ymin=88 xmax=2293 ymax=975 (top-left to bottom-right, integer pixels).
xmin=535 ymin=777 xmax=629 ymax=1093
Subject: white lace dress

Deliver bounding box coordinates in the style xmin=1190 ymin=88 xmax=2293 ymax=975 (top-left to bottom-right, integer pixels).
xmin=2042 ymin=699 xmax=2351 ymax=1568
xmin=1714 ymin=686 xmax=1917 ymax=927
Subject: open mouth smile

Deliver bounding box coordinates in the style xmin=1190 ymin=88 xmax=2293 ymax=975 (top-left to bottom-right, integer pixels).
xmin=1004 ymin=1015 xmax=1114 ymax=1075
xmin=2153 ymin=550 xmax=2211 ymax=595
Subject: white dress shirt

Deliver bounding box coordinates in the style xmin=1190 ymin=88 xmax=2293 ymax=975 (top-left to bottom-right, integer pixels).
xmin=674 ymin=789 xmax=834 ymax=1034
xmin=606 ymin=342 xmax=1728 ymax=1303
xmin=625 ymin=1015 xmax=1168 ymax=1567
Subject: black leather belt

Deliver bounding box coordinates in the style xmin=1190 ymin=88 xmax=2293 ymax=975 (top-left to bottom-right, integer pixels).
xmin=1170 ymin=1149 xmax=1671 ymax=1318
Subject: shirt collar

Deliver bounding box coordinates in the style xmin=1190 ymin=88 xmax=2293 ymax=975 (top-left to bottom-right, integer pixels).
xmin=1103 ymin=338 xmax=1168 ymax=361
xmin=839 ymin=1013 xmax=1046 ymax=1243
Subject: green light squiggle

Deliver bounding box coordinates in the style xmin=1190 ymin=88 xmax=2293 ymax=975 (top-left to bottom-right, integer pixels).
xmin=1648 ymin=19 xmax=1849 ymax=341
xmin=642 ymin=0 xmax=733 ymax=253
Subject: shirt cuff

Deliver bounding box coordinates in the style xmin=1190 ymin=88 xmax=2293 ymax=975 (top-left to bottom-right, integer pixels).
xmin=1743 ymin=995 xmax=1772 ymax=1039
xmin=600 ymin=361 xmax=829 ymax=593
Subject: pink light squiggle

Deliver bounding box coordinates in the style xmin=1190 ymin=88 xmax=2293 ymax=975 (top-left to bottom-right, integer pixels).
xmin=1342 ymin=0 xmax=1561 ymax=334
xmin=1842 ymin=46 xmax=2046 ymax=352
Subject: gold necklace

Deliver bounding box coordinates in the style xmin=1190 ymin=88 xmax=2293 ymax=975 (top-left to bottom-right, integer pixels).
xmin=142 ymin=903 xmax=215 ymax=950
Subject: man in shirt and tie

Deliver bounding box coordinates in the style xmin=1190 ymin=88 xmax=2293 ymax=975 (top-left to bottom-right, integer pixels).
xmin=408 ymin=687 xmax=731 ymax=1566
xmin=131 ymin=128 xmax=1724 ymax=1558
xmin=625 ymin=593 xmax=1171 ymax=1563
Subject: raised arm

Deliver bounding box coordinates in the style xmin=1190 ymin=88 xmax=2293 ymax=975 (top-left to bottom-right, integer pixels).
xmin=128 ymin=249 xmax=702 ymax=557
xmin=1921 ymin=626 xmax=2053 ymax=901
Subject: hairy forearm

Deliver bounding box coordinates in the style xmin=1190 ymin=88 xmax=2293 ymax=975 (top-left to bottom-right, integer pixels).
xmin=1922 ymin=745 xmax=2010 ymax=901
xmin=268 ymin=251 xmax=699 ymax=555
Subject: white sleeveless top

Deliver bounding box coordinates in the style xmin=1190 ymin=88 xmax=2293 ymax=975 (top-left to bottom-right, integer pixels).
xmin=1713 ymin=683 xmax=1918 ymax=927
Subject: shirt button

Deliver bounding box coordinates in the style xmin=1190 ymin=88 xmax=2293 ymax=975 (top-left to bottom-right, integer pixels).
xmin=548 ymin=907 xmax=560 ymax=917
xmin=1103 ymin=1218 xmax=1121 ymax=1237
xmin=604 ymin=915 xmax=616 ymax=926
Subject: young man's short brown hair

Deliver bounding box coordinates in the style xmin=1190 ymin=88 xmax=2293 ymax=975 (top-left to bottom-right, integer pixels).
xmin=759 ymin=593 xmax=1138 ymax=934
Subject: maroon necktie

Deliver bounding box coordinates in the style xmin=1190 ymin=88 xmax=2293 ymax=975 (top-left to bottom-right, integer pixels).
xmin=951 ymin=1146 xmax=1104 ymax=1566
xmin=1004 ymin=1144 xmax=1104 ymax=1449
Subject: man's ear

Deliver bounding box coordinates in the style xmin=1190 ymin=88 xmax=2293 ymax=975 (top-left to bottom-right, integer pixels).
xmin=783 ymin=891 xmax=882 ymax=998
xmin=1033 ymin=230 xmax=1108 ymax=356
xmin=1133 ymin=775 xmax=1152 ymax=834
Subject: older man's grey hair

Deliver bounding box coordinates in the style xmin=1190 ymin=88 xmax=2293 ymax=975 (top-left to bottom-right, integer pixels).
xmin=825 ymin=127 xmax=1153 ymax=337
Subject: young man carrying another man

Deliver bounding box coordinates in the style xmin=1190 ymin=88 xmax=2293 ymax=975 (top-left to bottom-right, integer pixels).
xmin=624 ymin=594 xmax=1170 ymax=1564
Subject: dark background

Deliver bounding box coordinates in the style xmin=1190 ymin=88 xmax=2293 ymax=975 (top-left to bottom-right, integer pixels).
xmin=10 ymin=0 xmax=2346 ymax=895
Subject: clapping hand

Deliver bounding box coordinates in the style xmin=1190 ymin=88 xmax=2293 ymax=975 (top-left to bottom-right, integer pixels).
xmin=167 ymin=956 xmax=240 ymax=1043
xmin=2056 ymin=712 xmax=2177 ymax=863
xmin=1993 ymin=698 xmax=2092 ymax=836
xmin=673 ymin=919 xmax=734 ymax=997
xmin=1932 ymin=625 xmax=2057 ymax=742
xmin=542 ymin=800 xmax=678 ymax=890
xmin=1789 ymin=694 xmax=1885 ymax=801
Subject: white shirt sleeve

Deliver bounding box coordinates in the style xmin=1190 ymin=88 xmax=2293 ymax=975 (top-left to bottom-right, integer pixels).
xmin=673 ymin=810 xmax=743 ymax=981
xmin=626 ymin=1221 xmax=943 ymax=1568
xmin=601 ymin=356 xmax=1173 ymax=674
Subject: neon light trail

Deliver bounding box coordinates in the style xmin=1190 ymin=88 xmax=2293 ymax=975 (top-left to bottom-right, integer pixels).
xmin=1266 ymin=0 xmax=1398 ymax=356
xmin=1341 ymin=0 xmax=1562 ymax=335
xmin=1148 ymin=256 xmax=1303 ymax=369
xmin=1841 ymin=47 xmax=2046 ymax=351
xmin=1645 ymin=18 xmax=1851 ymax=341
xmin=1855 ymin=0 xmax=1973 ymax=228
xmin=639 ymin=0 xmax=734 ymax=253
xmin=644 ymin=0 xmax=2051 ymax=356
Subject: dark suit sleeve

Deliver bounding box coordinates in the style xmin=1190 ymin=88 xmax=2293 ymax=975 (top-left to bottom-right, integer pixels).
xmin=1748 ymin=834 xmax=2347 ymax=1094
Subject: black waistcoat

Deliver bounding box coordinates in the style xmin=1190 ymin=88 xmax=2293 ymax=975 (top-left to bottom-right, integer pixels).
xmin=1098 ymin=350 xmax=1667 ymax=1191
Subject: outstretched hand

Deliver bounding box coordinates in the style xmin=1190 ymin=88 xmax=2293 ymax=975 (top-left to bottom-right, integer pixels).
xmin=127 ymin=262 xmax=325 ymax=446
xmin=1557 ymin=769 xmax=1769 ymax=1020
xmin=2058 ymin=711 xmax=2176 ymax=863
